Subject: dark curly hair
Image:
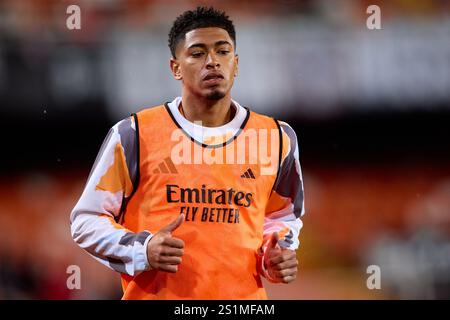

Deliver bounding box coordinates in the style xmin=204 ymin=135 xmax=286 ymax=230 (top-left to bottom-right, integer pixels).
xmin=168 ymin=6 xmax=236 ymax=58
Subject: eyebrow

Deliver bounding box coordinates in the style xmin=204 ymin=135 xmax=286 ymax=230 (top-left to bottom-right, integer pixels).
xmin=187 ymin=40 xmax=233 ymax=50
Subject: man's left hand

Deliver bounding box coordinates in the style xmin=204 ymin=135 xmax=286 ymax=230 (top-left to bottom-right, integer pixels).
xmin=264 ymin=232 xmax=298 ymax=283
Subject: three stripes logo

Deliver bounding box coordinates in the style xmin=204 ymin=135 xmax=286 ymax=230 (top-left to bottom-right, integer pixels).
xmin=241 ymin=168 xmax=256 ymax=179
xmin=153 ymin=157 xmax=178 ymax=174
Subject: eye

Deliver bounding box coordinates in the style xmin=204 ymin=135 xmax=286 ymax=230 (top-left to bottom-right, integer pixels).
xmin=191 ymin=52 xmax=204 ymax=58
xmin=219 ymin=50 xmax=230 ymax=55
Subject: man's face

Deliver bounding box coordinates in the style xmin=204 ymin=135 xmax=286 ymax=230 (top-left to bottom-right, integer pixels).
xmin=170 ymin=27 xmax=238 ymax=101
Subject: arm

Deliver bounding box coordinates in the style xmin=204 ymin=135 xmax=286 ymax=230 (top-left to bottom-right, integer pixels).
xmin=70 ymin=117 xmax=153 ymax=276
xmin=259 ymin=121 xmax=305 ymax=283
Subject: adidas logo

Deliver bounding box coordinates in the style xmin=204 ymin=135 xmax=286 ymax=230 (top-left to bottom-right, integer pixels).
xmin=241 ymin=168 xmax=256 ymax=179
xmin=153 ymin=157 xmax=178 ymax=174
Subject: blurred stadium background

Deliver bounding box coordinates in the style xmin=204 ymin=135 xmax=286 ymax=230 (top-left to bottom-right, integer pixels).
xmin=0 ymin=0 xmax=449 ymax=299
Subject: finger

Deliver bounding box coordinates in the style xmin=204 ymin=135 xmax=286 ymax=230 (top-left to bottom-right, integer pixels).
xmin=267 ymin=267 xmax=295 ymax=284
xmin=273 ymin=258 xmax=298 ymax=271
xmin=282 ymin=274 xmax=297 ymax=283
xmin=158 ymin=256 xmax=182 ymax=265
xmin=267 ymin=232 xmax=279 ymax=250
xmin=158 ymin=264 xmax=179 ymax=273
xmin=160 ymin=246 xmax=184 ymax=257
xmin=269 ymin=250 xmax=296 ymax=265
xmin=160 ymin=214 xmax=185 ymax=233
xmin=163 ymin=236 xmax=185 ymax=249
xmin=273 ymin=267 xmax=297 ymax=279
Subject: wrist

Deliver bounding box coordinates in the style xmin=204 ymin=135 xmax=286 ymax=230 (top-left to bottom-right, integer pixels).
xmin=257 ymin=247 xmax=278 ymax=283
xmin=143 ymin=232 xmax=155 ymax=270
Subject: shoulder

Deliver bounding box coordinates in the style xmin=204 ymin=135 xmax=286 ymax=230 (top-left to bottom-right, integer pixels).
xmin=276 ymin=120 xmax=300 ymax=163
xmin=108 ymin=116 xmax=136 ymax=145
xmin=135 ymin=104 xmax=167 ymax=120
xmin=246 ymin=108 xmax=277 ymax=124
xmin=277 ymin=120 xmax=298 ymax=144
xmin=246 ymin=108 xmax=299 ymax=140
xmin=245 ymin=108 xmax=300 ymax=155
xmin=245 ymin=108 xmax=282 ymax=133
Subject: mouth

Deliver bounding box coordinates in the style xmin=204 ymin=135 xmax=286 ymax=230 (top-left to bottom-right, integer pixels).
xmin=203 ymin=73 xmax=224 ymax=85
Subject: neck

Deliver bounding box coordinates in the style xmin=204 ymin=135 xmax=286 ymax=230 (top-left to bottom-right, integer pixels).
xmin=180 ymin=91 xmax=234 ymax=127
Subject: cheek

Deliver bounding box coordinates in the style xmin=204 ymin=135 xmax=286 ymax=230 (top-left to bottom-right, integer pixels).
xmin=229 ymin=60 xmax=238 ymax=76
xmin=182 ymin=64 xmax=201 ymax=81
xmin=228 ymin=62 xmax=237 ymax=80
xmin=228 ymin=74 xmax=236 ymax=88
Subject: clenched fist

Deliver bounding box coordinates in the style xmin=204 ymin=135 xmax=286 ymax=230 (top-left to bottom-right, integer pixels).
xmin=264 ymin=232 xmax=298 ymax=283
xmin=146 ymin=214 xmax=185 ymax=273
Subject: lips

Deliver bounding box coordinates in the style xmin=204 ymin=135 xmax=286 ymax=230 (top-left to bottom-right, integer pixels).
xmin=203 ymin=73 xmax=224 ymax=86
xmin=203 ymin=72 xmax=224 ymax=81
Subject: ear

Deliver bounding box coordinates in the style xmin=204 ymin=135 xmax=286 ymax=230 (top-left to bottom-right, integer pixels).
xmin=234 ymin=54 xmax=239 ymax=77
xmin=170 ymin=58 xmax=182 ymax=80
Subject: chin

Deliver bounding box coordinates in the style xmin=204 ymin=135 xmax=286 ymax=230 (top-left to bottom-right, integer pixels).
xmin=205 ymin=90 xmax=226 ymax=101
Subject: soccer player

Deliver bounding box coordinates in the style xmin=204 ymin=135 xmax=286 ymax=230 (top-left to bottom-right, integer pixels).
xmin=70 ymin=6 xmax=305 ymax=299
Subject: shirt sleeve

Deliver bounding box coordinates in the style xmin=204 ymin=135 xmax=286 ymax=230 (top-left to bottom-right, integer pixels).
xmin=258 ymin=120 xmax=305 ymax=281
xmin=70 ymin=116 xmax=153 ymax=276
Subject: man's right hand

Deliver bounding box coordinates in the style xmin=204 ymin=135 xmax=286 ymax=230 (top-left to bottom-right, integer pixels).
xmin=146 ymin=214 xmax=185 ymax=273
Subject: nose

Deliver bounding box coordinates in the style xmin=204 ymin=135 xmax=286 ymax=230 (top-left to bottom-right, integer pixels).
xmin=206 ymin=52 xmax=220 ymax=69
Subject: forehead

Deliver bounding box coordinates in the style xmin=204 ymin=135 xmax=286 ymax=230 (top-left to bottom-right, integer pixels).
xmin=182 ymin=27 xmax=233 ymax=48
